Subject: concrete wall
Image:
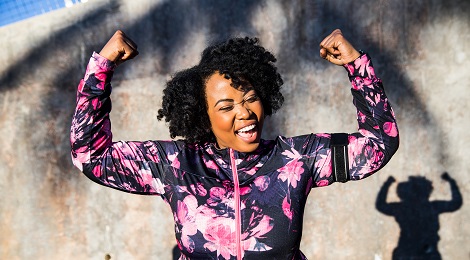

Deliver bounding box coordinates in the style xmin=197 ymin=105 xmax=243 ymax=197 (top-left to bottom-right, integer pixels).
xmin=1 ymin=0 xmax=468 ymax=259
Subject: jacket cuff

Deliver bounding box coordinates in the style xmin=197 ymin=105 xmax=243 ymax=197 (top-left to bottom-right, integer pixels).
xmin=90 ymin=51 xmax=116 ymax=72
xmin=82 ymin=52 xmax=116 ymax=86
xmin=343 ymin=52 xmax=376 ymax=79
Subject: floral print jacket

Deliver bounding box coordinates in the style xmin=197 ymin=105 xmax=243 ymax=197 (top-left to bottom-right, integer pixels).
xmin=70 ymin=52 xmax=399 ymax=260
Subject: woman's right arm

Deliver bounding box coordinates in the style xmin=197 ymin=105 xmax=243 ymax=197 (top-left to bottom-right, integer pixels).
xmin=70 ymin=31 xmax=169 ymax=195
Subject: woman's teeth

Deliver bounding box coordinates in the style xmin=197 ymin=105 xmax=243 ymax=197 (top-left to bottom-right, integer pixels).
xmin=237 ymin=124 xmax=256 ymax=133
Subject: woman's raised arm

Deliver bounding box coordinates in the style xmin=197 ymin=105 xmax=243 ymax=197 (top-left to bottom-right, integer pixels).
xmin=70 ymin=31 xmax=172 ymax=195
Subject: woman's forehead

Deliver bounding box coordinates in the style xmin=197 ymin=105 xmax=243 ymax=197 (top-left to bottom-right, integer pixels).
xmin=205 ymin=74 xmax=254 ymax=102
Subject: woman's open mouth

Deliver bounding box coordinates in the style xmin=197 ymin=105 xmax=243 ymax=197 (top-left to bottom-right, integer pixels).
xmin=235 ymin=124 xmax=258 ymax=142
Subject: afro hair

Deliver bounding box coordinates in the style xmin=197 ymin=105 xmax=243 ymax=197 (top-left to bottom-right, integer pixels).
xmin=157 ymin=37 xmax=284 ymax=144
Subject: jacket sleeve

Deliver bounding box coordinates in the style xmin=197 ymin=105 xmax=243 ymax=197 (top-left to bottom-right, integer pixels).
xmin=343 ymin=53 xmax=399 ymax=181
xmin=289 ymin=53 xmax=399 ymax=188
xmin=70 ymin=52 xmax=172 ymax=195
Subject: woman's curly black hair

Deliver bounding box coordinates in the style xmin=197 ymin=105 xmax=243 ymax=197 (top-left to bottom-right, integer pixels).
xmin=157 ymin=37 xmax=284 ymax=144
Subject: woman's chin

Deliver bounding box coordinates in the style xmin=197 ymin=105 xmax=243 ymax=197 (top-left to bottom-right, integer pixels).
xmin=236 ymin=142 xmax=260 ymax=153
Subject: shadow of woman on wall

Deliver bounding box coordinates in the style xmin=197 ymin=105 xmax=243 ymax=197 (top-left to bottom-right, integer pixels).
xmin=376 ymin=172 xmax=462 ymax=259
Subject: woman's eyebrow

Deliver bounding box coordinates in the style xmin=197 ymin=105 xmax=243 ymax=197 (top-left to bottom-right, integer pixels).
xmin=214 ymin=98 xmax=234 ymax=107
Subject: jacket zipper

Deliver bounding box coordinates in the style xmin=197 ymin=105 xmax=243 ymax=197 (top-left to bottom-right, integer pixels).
xmin=229 ymin=148 xmax=242 ymax=260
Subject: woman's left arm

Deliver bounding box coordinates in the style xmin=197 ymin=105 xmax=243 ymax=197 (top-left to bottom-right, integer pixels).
xmin=343 ymin=52 xmax=399 ymax=180
xmin=273 ymin=30 xmax=398 ymax=188
xmin=319 ymin=29 xmax=399 ymax=181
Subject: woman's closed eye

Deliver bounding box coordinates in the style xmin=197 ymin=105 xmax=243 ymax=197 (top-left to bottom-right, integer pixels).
xmin=245 ymin=94 xmax=260 ymax=103
xmin=217 ymin=94 xmax=259 ymax=111
xmin=219 ymin=105 xmax=234 ymax=111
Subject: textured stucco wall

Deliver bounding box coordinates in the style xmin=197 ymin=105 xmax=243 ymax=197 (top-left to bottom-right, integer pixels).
xmin=0 ymin=0 xmax=469 ymax=259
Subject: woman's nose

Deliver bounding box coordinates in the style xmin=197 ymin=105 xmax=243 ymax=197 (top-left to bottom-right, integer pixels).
xmin=235 ymin=103 xmax=251 ymax=119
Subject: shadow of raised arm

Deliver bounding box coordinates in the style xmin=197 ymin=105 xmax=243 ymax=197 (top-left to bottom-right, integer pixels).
xmin=433 ymin=172 xmax=463 ymax=213
xmin=376 ymin=176 xmax=396 ymax=216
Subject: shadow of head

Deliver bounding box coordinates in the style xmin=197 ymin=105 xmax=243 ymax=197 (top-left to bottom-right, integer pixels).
xmin=397 ymin=176 xmax=433 ymax=202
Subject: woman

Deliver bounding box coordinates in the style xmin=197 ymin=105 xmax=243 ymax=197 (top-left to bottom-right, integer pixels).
xmin=71 ymin=29 xmax=399 ymax=259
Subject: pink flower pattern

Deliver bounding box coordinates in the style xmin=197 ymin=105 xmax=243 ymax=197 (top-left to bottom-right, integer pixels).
xmin=70 ymin=52 xmax=399 ymax=259
xmin=278 ymin=148 xmax=305 ymax=189
xmin=202 ymin=218 xmax=236 ymax=259
xmin=282 ymin=196 xmax=293 ymax=220
xmin=175 ymin=195 xmax=198 ymax=253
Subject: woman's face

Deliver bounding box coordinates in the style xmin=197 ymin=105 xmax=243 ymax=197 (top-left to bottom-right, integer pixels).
xmin=205 ymin=72 xmax=264 ymax=152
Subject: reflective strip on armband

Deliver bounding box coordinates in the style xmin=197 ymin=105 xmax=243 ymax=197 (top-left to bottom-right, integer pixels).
xmin=330 ymin=133 xmax=350 ymax=183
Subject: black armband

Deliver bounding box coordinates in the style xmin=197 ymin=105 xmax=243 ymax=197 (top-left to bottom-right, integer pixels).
xmin=330 ymin=133 xmax=350 ymax=183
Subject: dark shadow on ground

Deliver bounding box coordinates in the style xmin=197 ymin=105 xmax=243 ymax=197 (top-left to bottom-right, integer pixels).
xmin=376 ymin=173 xmax=462 ymax=259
